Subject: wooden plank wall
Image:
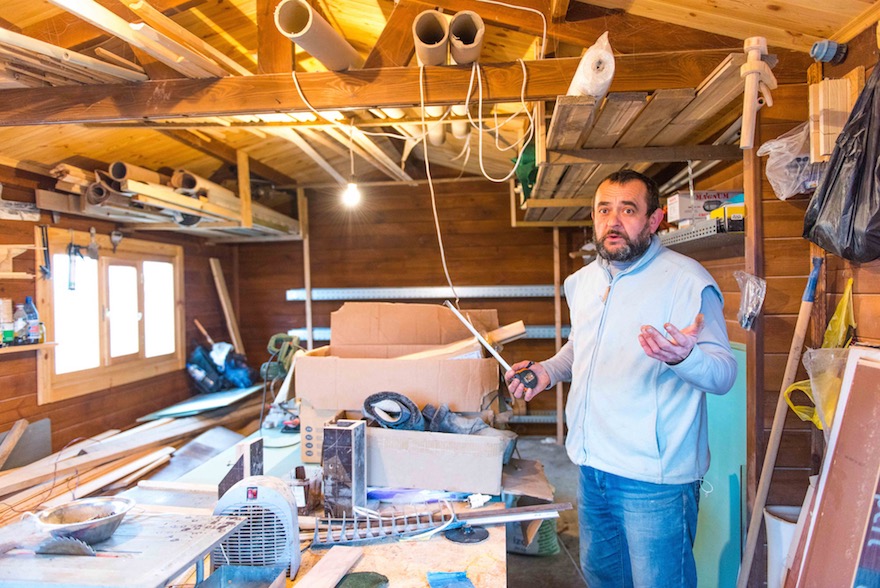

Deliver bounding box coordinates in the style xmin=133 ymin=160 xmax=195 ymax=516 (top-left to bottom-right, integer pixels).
xmin=752 ymin=84 xmax=815 ymax=515
xmin=237 ymin=179 xmax=575 ymax=426
xmin=0 ymin=165 xmax=233 ymax=450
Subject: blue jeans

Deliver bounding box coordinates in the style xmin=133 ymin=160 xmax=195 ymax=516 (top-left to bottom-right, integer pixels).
xmin=578 ymin=466 xmax=700 ymax=588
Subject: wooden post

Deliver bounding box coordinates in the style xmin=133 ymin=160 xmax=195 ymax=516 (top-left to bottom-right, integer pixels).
xmin=553 ymin=228 xmax=564 ymax=444
xmin=0 ymin=420 xmax=28 ymax=470
xmin=236 ymin=149 xmax=253 ymax=228
xmin=298 ymin=188 xmax=313 ymax=350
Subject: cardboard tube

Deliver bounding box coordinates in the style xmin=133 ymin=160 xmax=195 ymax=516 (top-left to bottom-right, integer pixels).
xmin=449 ymin=11 xmax=484 ymax=66
xmin=413 ymin=10 xmax=449 ymax=67
xmin=274 ymin=0 xmax=363 ymax=71
xmin=170 ymin=169 xmax=237 ymax=205
xmin=109 ymin=162 xmax=169 ymax=185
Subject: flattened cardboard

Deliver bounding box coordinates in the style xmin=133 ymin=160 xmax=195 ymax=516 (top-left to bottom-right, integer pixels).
xmin=502 ymin=459 xmax=556 ymax=503
xmin=365 ymin=427 xmax=504 ymax=495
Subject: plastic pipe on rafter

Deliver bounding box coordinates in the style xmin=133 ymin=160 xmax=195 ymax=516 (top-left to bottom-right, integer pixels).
xmin=414 ymin=10 xmax=449 ymax=145
xmin=449 ymin=11 xmax=484 ymax=139
xmin=274 ymin=0 xmax=364 ymax=71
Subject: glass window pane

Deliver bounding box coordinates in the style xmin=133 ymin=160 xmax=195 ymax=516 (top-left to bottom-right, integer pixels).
xmin=108 ymin=265 xmax=139 ymax=358
xmin=143 ymin=261 xmax=175 ymax=358
xmin=52 ymin=253 xmax=100 ymax=374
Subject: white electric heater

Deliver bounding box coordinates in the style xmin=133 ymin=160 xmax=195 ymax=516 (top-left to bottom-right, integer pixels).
xmin=212 ymin=475 xmax=301 ymax=577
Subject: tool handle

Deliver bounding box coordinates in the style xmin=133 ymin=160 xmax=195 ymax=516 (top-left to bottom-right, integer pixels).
xmin=193 ymin=319 xmax=215 ymax=346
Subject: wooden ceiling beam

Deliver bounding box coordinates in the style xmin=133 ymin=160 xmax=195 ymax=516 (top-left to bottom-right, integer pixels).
xmin=159 ymin=129 xmax=297 ymax=187
xmin=363 ymin=0 xmax=420 ymax=69
xmin=0 ymin=51 xmax=744 ymax=126
xmin=547 ymin=143 xmax=743 ymax=165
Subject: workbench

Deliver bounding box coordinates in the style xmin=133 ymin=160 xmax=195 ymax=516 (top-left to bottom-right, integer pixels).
xmin=0 ymin=512 xmax=246 ymax=588
xmin=296 ymin=524 xmax=507 ymax=587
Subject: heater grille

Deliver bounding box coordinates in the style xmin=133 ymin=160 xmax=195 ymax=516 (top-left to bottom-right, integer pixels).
xmin=212 ymin=504 xmax=289 ymax=569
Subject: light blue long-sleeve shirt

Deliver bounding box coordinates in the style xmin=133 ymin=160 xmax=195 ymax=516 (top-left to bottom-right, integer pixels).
xmin=542 ymin=236 xmax=737 ymax=484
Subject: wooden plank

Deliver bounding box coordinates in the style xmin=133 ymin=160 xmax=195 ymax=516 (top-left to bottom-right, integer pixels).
xmin=295 ymin=546 xmax=364 ymax=588
xmin=650 ymin=54 xmax=747 ymax=146
xmin=0 ymin=419 xmax=28 ymax=469
xmin=830 ymin=2 xmax=880 ymax=43
xmin=158 ymin=129 xmax=297 ymax=187
xmin=616 ymin=88 xmax=698 ymax=148
xmin=547 ymin=143 xmax=743 ymax=165
xmin=817 ymin=78 xmax=851 ymax=156
xmin=545 ymin=95 xmax=598 ymax=150
xmin=209 ymin=258 xmax=245 ymax=355
xmin=0 ymin=51 xmax=750 ymax=126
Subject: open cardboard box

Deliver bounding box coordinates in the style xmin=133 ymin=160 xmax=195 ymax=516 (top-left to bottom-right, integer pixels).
xmin=295 ymin=302 xmax=501 ymax=413
xmin=299 ymin=407 xmax=505 ymax=494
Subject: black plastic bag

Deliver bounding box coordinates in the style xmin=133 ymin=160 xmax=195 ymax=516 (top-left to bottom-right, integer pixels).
xmin=803 ymin=62 xmax=880 ymax=263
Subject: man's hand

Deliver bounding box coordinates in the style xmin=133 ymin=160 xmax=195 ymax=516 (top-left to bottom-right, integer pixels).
xmin=505 ymin=361 xmax=550 ymax=402
xmin=638 ymin=314 xmax=705 ymax=365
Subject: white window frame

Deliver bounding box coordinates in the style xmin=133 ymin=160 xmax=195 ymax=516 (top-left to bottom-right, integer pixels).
xmin=35 ymin=227 xmax=185 ymax=405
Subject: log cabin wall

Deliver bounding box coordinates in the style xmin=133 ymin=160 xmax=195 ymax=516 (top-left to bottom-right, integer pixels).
xmin=237 ymin=179 xmax=578 ymax=428
xmin=0 ymin=166 xmax=234 ymax=450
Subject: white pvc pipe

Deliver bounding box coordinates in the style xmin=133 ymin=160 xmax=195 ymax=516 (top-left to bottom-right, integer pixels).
xmin=0 ymin=27 xmax=147 ymax=82
xmin=413 ymin=10 xmax=449 ymax=67
xmin=274 ymin=0 xmax=363 ymax=71
xmin=451 ymin=104 xmax=470 ymax=139
xmin=449 ymin=11 xmax=484 ymax=66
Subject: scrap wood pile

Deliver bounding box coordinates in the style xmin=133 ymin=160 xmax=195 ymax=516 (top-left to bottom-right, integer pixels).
xmin=0 ymin=396 xmax=262 ymax=527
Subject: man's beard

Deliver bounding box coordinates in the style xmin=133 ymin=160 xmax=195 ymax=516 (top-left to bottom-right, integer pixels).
xmin=594 ymin=225 xmax=653 ymax=262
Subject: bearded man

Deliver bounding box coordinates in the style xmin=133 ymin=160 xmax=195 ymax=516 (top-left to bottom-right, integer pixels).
xmin=506 ymin=169 xmax=737 ymax=588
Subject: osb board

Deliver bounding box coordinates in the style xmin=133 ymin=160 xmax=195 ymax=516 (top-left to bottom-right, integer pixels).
xmin=295 ymin=524 xmax=506 ymax=587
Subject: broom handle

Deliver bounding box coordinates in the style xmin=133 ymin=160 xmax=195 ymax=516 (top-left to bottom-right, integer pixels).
xmin=737 ymin=257 xmax=822 ymax=588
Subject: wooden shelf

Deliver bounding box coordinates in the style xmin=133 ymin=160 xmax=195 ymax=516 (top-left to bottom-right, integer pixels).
xmin=0 ymin=342 xmax=56 ymax=356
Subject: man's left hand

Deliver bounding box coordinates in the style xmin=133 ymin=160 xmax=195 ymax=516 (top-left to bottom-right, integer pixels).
xmin=638 ymin=314 xmax=705 ymax=365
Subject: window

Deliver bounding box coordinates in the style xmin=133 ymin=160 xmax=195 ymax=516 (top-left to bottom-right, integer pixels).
xmin=35 ymin=227 xmax=185 ymax=404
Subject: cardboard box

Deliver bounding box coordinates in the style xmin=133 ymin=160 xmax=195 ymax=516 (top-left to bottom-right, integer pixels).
xmin=365 ymin=427 xmax=505 ymax=495
xmin=667 ymin=191 xmax=740 ymax=223
xmin=295 ymin=303 xmax=501 ymax=413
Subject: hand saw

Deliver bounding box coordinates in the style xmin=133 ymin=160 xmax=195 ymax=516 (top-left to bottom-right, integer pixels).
xmin=443 ymin=301 xmax=538 ymax=389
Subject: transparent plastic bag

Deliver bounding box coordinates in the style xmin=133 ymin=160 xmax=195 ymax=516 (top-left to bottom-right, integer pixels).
xmin=734 ymin=270 xmax=766 ymax=330
xmin=756 ymin=122 xmax=825 ymax=200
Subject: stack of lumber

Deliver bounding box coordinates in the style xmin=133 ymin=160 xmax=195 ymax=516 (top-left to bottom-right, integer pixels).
xmin=0 ymin=397 xmax=261 ymax=527
xmin=35 ymin=161 xmax=301 ymax=242
xmin=528 ymin=52 xmax=752 ymax=222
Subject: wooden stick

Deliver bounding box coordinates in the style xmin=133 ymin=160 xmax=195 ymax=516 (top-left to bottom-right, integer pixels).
xmin=104 ymin=453 xmax=171 ymax=492
xmin=209 ymin=258 xmax=245 ymax=355
xmin=40 ymin=447 xmax=175 ymax=508
xmin=193 ymin=319 xmax=215 ymax=346
xmin=737 ymin=257 xmax=823 ymax=588
xmin=295 ymin=546 xmax=363 ymax=588
xmin=0 ymin=420 xmax=29 ymax=470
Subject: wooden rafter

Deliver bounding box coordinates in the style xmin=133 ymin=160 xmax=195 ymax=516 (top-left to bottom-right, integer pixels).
xmin=363 ymin=0 xmax=420 ymax=69
xmin=0 ymin=51 xmax=753 ymax=126
xmin=257 ymin=0 xmax=292 ymax=74
xmin=159 ymin=129 xmax=297 ymax=187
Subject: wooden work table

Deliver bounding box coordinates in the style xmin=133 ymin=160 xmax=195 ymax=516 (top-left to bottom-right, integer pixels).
xmin=0 ymin=512 xmax=246 ymax=588
xmin=295 ymin=522 xmax=507 ymax=587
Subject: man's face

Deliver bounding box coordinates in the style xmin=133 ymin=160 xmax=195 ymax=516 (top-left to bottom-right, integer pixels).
xmin=592 ymin=180 xmax=664 ymax=262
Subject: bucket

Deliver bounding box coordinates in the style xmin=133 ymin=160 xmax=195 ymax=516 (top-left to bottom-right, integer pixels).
xmin=764 ymin=505 xmax=801 ymax=588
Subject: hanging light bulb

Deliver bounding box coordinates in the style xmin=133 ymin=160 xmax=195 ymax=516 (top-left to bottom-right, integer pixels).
xmin=341 ymin=119 xmax=361 ymax=208
xmin=342 ymin=179 xmax=361 ymax=207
